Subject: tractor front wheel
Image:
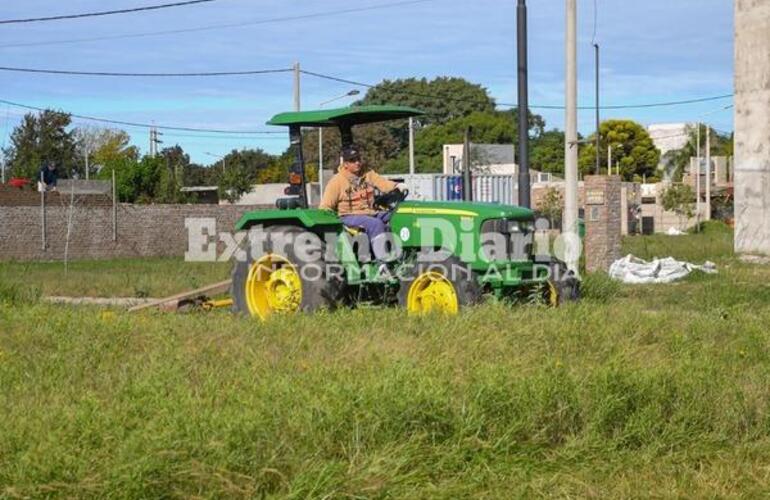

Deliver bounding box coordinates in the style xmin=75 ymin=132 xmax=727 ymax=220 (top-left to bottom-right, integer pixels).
xmin=397 ymin=253 xmax=482 ymax=315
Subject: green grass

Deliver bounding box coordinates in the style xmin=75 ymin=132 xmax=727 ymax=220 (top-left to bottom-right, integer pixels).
xmin=3 ymin=224 xmax=770 ymax=497
xmin=0 ymin=258 xmax=231 ymax=298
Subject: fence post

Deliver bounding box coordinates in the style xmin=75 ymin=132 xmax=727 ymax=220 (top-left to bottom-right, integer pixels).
xmin=112 ymin=169 xmax=117 ymax=242
xmin=40 ymin=171 xmax=46 ymax=251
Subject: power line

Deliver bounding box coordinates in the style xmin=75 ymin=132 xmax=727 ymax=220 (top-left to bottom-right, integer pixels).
xmin=0 ymin=0 xmax=434 ymax=49
xmin=0 ymin=98 xmax=283 ymax=134
xmin=301 ymin=69 xmax=734 ymax=110
xmin=0 ymin=66 xmax=293 ymax=77
xmin=0 ymin=0 xmax=216 ymax=25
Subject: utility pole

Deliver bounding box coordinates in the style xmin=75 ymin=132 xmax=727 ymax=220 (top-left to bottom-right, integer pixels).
xmin=594 ymin=43 xmax=600 ymax=175
xmin=696 ymin=122 xmax=701 ymax=216
xmin=563 ymin=0 xmax=579 ymax=272
xmin=705 ymin=125 xmax=711 ymax=220
xmin=516 ymin=0 xmax=531 ymax=208
xmin=607 ymin=144 xmax=612 ymax=175
xmin=150 ymin=128 xmax=163 ymax=156
xmin=293 ymin=62 xmax=301 ymax=112
xmin=408 ymin=117 xmax=415 ymax=175
xmin=85 ymin=149 xmax=90 ymax=181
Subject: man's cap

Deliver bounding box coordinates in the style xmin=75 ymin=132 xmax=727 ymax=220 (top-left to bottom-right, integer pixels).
xmin=341 ymin=144 xmax=361 ymax=162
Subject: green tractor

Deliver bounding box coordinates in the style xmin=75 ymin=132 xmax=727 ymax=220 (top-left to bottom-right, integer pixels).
xmin=230 ymin=105 xmax=579 ymax=320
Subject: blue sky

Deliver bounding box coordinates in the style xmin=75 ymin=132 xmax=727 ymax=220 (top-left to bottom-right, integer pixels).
xmin=0 ymin=0 xmax=734 ymax=165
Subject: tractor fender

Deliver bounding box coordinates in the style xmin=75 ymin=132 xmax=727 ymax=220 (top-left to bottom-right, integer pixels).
xmin=234 ymin=208 xmax=342 ymax=232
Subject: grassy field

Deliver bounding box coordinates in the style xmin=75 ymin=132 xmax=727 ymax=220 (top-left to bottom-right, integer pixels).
xmin=0 ymin=258 xmax=231 ymax=298
xmin=3 ymin=223 xmax=770 ymax=497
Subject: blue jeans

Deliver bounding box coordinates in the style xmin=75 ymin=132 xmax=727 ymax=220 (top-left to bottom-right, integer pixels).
xmin=341 ymin=212 xmax=392 ymax=261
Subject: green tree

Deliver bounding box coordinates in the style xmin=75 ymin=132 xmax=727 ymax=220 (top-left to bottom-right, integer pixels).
xmin=3 ymin=110 xmax=77 ymax=179
xmin=531 ymin=129 xmax=567 ymax=175
xmin=217 ymin=163 xmax=253 ymax=203
xmin=97 ymin=155 xmax=164 ymax=203
xmin=73 ymin=127 xmax=139 ymax=177
xmin=358 ymin=76 xmax=496 ymax=128
xmin=537 ymin=186 xmax=564 ymax=227
xmin=579 ymin=119 xmax=661 ymax=181
xmin=382 ymin=110 xmax=544 ymax=173
xmin=661 ymin=124 xmax=734 ymax=181
xmin=661 ymin=183 xmax=695 ymax=231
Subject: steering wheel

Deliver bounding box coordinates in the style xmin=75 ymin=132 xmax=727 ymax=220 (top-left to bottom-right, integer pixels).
xmin=374 ymin=188 xmax=409 ymax=212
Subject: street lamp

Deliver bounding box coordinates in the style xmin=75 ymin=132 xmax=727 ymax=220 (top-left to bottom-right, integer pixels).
xmin=318 ymin=89 xmax=360 ymax=199
xmin=204 ymin=152 xmax=226 ymax=173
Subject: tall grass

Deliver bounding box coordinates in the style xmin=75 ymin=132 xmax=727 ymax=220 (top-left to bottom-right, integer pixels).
xmin=3 ymin=227 xmax=769 ymax=497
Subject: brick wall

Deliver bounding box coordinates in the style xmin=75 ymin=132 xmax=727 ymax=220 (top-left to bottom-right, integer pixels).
xmin=0 ymin=185 xmax=112 ymax=207
xmin=0 ymin=201 xmax=267 ymax=261
xmin=584 ymin=175 xmax=622 ymax=273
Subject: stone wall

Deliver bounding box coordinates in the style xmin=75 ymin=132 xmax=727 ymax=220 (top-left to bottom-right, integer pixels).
xmin=0 ymin=201 xmax=266 ymax=262
xmin=734 ymin=0 xmax=770 ymax=255
xmin=583 ymin=175 xmax=622 ymax=273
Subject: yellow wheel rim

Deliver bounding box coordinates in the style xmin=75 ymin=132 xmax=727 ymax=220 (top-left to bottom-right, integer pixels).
xmin=407 ymin=271 xmax=459 ymax=315
xmin=245 ymin=254 xmax=302 ymax=320
xmin=546 ymin=281 xmax=559 ymax=307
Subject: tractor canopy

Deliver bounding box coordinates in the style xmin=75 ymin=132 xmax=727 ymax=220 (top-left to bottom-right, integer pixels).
xmin=267 ymin=105 xmax=424 ymax=128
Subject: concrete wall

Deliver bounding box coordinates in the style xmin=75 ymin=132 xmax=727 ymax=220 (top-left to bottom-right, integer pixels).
xmin=0 ymin=202 xmax=265 ymax=262
xmin=734 ymin=0 xmax=770 ymax=255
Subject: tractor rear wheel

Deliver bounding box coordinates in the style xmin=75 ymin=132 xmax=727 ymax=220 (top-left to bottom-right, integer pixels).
xmin=397 ymin=253 xmax=482 ymax=315
xmin=231 ymin=225 xmax=343 ymax=320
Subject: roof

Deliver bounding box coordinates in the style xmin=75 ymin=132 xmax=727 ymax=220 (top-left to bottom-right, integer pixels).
xmin=267 ymin=105 xmax=424 ymax=127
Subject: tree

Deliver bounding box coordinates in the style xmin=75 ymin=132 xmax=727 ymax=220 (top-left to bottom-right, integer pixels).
xmin=217 ymin=163 xmax=253 ymax=203
xmin=661 ymin=124 xmax=734 ymax=181
xmin=300 ymin=123 xmax=400 ymax=175
xmin=96 ymin=155 xmax=164 ymax=203
xmin=531 ymin=129 xmax=567 ymax=175
xmin=382 ymin=109 xmax=544 ymax=173
xmin=578 ymin=119 xmax=660 ymax=181
xmin=3 ymin=110 xmax=77 ymax=179
xmin=357 ymin=76 xmax=496 ymax=128
xmin=72 ymin=127 xmax=139 ymax=177
xmin=661 ymin=183 xmax=695 ymax=231
xmin=537 ymin=186 xmax=563 ymax=227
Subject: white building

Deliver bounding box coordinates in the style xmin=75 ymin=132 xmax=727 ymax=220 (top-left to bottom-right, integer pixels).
xmin=442 ymin=143 xmax=556 ymax=183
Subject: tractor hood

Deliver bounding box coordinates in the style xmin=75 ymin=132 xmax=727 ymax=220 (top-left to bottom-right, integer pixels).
xmin=395 ymin=200 xmax=534 ymax=221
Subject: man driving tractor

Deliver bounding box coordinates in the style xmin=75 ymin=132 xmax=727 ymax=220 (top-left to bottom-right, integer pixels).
xmin=319 ymin=144 xmax=402 ymax=249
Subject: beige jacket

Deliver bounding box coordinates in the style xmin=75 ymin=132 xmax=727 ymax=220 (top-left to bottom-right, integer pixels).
xmin=319 ymin=167 xmax=397 ymax=216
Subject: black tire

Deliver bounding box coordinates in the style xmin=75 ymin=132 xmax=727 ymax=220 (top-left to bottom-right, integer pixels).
xmin=396 ymin=252 xmax=482 ymax=314
xmin=545 ymin=259 xmax=580 ymax=306
xmin=230 ymin=225 xmax=344 ymax=318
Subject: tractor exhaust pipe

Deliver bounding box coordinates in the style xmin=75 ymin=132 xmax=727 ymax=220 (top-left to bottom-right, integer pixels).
xmin=462 ymin=127 xmax=473 ymax=202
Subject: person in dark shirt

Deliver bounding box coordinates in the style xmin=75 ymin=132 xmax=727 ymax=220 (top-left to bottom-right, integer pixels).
xmin=37 ymin=162 xmax=58 ymax=192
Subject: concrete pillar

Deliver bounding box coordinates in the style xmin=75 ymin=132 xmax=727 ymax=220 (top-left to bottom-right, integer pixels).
xmin=734 ymin=0 xmax=770 ymax=255
xmin=584 ymin=175 xmax=622 ymax=272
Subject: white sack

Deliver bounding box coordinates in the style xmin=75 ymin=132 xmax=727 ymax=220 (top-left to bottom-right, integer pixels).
xmin=608 ymin=254 xmax=717 ymax=284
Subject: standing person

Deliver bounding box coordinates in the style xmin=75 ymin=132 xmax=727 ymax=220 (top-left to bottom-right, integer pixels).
xmin=319 ymin=144 xmax=402 ymax=248
xmin=37 ymin=161 xmax=58 ymax=192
